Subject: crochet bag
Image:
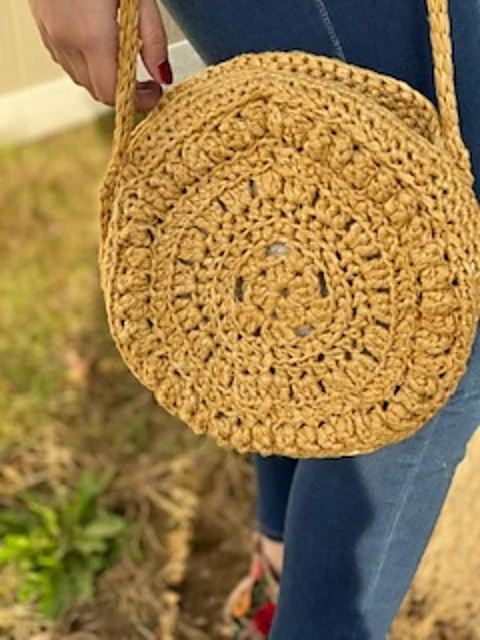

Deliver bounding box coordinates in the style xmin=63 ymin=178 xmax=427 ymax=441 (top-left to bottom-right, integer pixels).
xmin=100 ymin=0 xmax=480 ymax=458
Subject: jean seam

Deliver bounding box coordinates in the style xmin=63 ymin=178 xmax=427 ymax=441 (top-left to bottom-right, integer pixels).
xmin=357 ymin=416 xmax=441 ymax=638
xmin=311 ymin=0 xmax=347 ymax=62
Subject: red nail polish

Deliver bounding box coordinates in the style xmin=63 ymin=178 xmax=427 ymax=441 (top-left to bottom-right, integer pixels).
xmin=158 ymin=60 xmax=173 ymax=84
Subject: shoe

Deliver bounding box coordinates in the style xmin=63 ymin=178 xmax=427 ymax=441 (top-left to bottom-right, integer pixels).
xmin=223 ymin=533 xmax=280 ymax=639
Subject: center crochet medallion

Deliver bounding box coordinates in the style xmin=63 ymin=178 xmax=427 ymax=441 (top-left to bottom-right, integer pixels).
xmin=101 ymin=51 xmax=479 ymax=458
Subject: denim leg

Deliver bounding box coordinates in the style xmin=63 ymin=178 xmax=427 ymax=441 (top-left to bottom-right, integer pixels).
xmin=269 ymin=329 xmax=480 ymax=640
xmin=161 ymin=0 xmax=353 ymax=66
xmin=253 ymin=454 xmax=298 ymax=541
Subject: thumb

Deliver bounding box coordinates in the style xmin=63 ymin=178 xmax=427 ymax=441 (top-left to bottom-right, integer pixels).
xmin=139 ymin=0 xmax=171 ymax=85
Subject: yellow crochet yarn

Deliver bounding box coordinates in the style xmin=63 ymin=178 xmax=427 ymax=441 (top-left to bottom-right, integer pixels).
xmin=100 ymin=0 xmax=480 ymax=458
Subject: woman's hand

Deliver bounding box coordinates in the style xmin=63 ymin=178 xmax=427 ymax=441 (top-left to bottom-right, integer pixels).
xmin=28 ymin=0 xmax=172 ymax=111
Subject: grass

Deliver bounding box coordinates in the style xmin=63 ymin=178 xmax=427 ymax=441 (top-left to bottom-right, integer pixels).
xmin=0 ymin=123 xmax=106 ymax=444
xmin=0 ymin=468 xmax=129 ymax=619
xmin=0 ymin=117 xmax=255 ymax=639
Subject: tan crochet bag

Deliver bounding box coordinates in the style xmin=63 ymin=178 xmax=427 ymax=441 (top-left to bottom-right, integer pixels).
xmin=100 ymin=0 xmax=480 ymax=458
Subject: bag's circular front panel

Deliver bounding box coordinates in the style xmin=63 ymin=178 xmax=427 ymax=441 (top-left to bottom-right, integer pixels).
xmin=103 ymin=59 xmax=479 ymax=457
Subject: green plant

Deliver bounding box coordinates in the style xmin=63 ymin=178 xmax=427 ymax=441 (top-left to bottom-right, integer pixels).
xmin=0 ymin=468 xmax=128 ymax=618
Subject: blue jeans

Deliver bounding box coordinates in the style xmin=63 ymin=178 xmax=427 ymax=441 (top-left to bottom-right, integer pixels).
xmin=161 ymin=1 xmax=480 ymax=637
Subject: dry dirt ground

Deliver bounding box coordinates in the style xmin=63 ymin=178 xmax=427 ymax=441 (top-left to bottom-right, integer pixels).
xmin=0 ymin=120 xmax=478 ymax=639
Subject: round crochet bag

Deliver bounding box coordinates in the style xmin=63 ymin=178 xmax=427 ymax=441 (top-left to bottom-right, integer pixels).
xmin=100 ymin=0 xmax=480 ymax=458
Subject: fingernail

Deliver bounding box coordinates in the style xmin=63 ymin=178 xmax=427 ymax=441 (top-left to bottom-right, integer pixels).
xmin=158 ymin=60 xmax=173 ymax=85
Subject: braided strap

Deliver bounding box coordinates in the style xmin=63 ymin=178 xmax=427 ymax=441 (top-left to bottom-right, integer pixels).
xmin=99 ymin=0 xmax=140 ymax=244
xmin=112 ymin=0 xmax=141 ymax=164
xmin=426 ymin=0 xmax=471 ymax=173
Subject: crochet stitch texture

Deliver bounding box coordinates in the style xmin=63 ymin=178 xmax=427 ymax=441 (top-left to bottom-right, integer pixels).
xmin=100 ymin=0 xmax=480 ymax=458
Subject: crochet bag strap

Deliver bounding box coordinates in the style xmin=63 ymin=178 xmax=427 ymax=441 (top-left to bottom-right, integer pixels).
xmin=108 ymin=0 xmax=470 ymax=192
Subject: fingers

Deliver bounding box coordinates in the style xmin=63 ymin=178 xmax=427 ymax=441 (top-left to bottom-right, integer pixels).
xmin=36 ymin=21 xmax=60 ymax=64
xmin=63 ymin=50 xmax=92 ymax=91
xmin=139 ymin=0 xmax=172 ymax=85
xmin=28 ymin=0 xmax=169 ymax=111
xmin=61 ymin=41 xmax=163 ymax=112
xmin=84 ymin=41 xmax=164 ymax=110
xmin=42 ymin=31 xmax=92 ymax=96
xmin=76 ymin=20 xmax=163 ymax=109
xmin=83 ymin=44 xmax=118 ymax=106
xmin=78 ymin=5 xmax=119 ymax=106
xmin=82 ymin=1 xmax=167 ymax=111
xmin=135 ymin=81 xmax=164 ymax=111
